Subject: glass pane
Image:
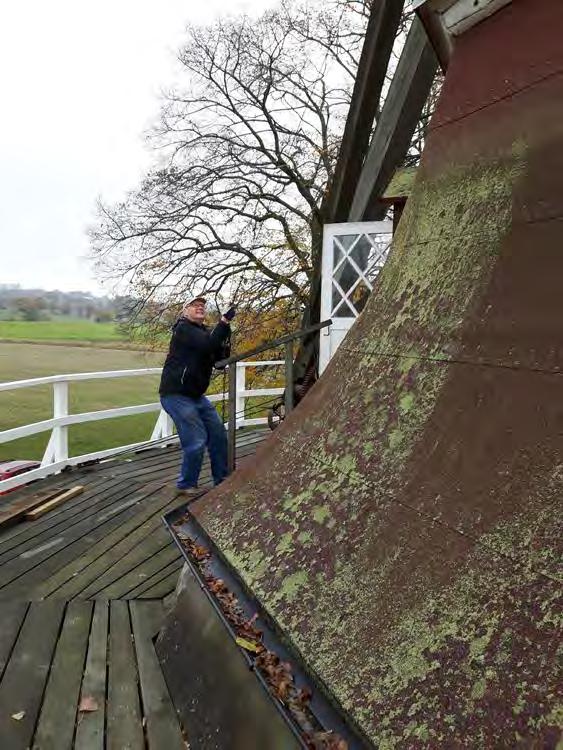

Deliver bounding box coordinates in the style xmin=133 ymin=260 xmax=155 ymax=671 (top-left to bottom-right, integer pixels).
xmin=333 ymin=297 xmax=356 ymax=318
xmin=334 ymin=258 xmax=358 ymax=294
xmin=349 ymin=280 xmax=371 ymax=313
xmin=349 ymin=234 xmax=372 ymax=274
xmin=336 ymin=234 xmax=360 ymax=251
xmin=331 ymin=283 xmax=343 ymax=313
xmin=366 ymin=233 xmax=392 ymax=282
xmin=332 ymin=240 xmax=344 ymax=270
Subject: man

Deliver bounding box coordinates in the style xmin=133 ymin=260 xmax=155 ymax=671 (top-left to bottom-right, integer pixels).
xmin=159 ymin=297 xmax=236 ymax=495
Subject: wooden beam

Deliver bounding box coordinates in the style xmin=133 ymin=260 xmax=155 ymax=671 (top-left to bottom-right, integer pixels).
xmin=0 ymin=487 xmax=68 ymax=530
xmin=323 ymin=0 xmax=406 ymax=223
xmin=349 ymin=17 xmax=438 ymax=222
xmin=25 ymin=485 xmax=84 ymax=520
xmin=442 ymin=0 xmax=512 ymax=35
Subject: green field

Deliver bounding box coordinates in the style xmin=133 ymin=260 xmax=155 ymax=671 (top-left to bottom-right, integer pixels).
xmin=0 ymin=342 xmax=167 ymax=462
xmin=0 ymin=320 xmax=124 ymax=344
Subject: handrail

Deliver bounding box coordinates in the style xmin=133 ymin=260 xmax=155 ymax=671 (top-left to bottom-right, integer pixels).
xmin=222 ymin=319 xmax=332 ymax=472
xmin=216 ymin=319 xmax=332 ymax=368
xmin=0 ymin=362 xmax=283 ymax=492
xmin=0 ymin=368 xmax=162 ymax=392
xmin=0 ymin=320 xmax=332 ymax=491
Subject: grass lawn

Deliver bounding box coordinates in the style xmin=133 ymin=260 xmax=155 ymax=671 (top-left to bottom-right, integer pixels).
xmin=0 ymin=320 xmax=125 ymax=344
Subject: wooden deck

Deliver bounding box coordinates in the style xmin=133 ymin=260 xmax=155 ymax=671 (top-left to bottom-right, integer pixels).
xmin=0 ymin=599 xmax=185 ymax=750
xmin=0 ymin=428 xmax=268 ymax=748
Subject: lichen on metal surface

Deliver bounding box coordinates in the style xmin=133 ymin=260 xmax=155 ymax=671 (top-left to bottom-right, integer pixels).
xmin=191 ymin=4 xmax=563 ymax=743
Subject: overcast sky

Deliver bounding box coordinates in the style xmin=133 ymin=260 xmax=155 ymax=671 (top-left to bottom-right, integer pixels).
xmin=0 ymin=0 xmax=275 ymax=296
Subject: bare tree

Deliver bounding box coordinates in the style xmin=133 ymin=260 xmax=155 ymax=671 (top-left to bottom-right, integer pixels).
xmin=91 ymin=2 xmax=369 ymax=332
xmin=91 ymin=0 xmax=437 ymax=348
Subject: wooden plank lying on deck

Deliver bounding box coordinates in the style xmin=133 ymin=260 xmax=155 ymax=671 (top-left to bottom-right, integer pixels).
xmin=0 ymin=474 xmax=130 ymax=555
xmin=130 ymin=600 xmax=185 ymax=750
xmin=74 ymin=600 xmax=109 ymax=750
xmin=107 ymin=600 xmax=144 ymax=750
xmin=0 ymin=601 xmax=65 ymax=749
xmin=0 ymin=487 xmax=71 ymax=530
xmin=25 ymin=485 xmax=85 ymax=521
xmin=33 ymin=600 xmax=93 ymax=750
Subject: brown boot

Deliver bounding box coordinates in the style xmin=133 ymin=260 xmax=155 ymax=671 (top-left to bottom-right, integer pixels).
xmin=175 ymin=487 xmax=204 ymax=499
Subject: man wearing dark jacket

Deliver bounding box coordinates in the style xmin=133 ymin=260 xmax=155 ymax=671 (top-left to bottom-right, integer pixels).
xmin=159 ymin=297 xmax=235 ymax=494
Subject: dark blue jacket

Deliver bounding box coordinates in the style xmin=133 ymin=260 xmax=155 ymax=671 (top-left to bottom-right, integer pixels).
xmin=159 ymin=318 xmax=231 ymax=398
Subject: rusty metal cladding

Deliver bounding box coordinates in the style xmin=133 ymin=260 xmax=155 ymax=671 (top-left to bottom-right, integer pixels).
xmin=186 ymin=0 xmax=563 ymax=745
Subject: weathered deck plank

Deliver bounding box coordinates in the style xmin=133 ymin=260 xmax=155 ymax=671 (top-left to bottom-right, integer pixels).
xmin=0 ymin=474 xmax=130 ymax=558
xmin=125 ymin=559 xmax=183 ymax=599
xmin=35 ymin=483 xmax=175 ymax=600
xmin=130 ymin=600 xmax=185 ymax=750
xmin=138 ymin=567 xmax=184 ymax=600
xmin=33 ymin=600 xmax=93 ymax=750
xmin=74 ymin=600 xmax=109 ymax=750
xmin=0 ymin=429 xmax=269 ymax=748
xmin=0 ymin=601 xmax=65 ymax=749
xmin=107 ymin=600 xmax=144 ymax=750
xmin=0 ymin=601 xmax=27 ymax=677
xmin=0 ymin=482 xmax=154 ymax=597
xmin=99 ymin=543 xmax=180 ymax=600
xmin=0 ymin=429 xmax=268 ymax=602
xmin=78 ymin=526 xmax=172 ymax=600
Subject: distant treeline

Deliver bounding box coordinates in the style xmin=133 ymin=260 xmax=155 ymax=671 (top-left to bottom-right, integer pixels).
xmin=0 ymin=286 xmax=133 ymax=323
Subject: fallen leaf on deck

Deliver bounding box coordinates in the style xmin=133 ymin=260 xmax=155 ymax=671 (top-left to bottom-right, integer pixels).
xmin=11 ymin=711 xmax=25 ymax=721
xmin=235 ymin=636 xmax=262 ymax=653
xmin=79 ymin=696 xmax=99 ymax=713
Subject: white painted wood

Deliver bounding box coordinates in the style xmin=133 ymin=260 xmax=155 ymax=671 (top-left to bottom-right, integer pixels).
xmin=414 ymin=0 xmax=512 ymax=34
xmin=150 ymin=409 xmax=175 ymax=441
xmin=0 ymin=367 xmax=162 ymax=392
xmin=235 ymin=363 xmax=246 ymax=423
xmin=1 ymin=418 xmax=59 ymax=443
xmin=442 ymin=0 xmax=512 ymax=35
xmin=320 ymin=221 xmax=393 ymax=373
xmin=0 ymin=403 xmax=161 ymax=444
xmin=52 ymin=381 xmax=69 ymax=464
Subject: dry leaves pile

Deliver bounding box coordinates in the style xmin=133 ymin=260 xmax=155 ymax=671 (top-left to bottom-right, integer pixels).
xmin=177 ymin=531 xmax=348 ymax=750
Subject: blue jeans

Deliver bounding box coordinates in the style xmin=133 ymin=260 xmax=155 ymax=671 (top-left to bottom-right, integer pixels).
xmin=160 ymin=394 xmax=228 ymax=489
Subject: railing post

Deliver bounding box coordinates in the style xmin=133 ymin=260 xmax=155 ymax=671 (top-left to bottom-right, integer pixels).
xmin=54 ymin=381 xmax=69 ymax=462
xmin=227 ymin=363 xmax=237 ymax=474
xmin=43 ymin=380 xmax=69 ymax=466
xmin=284 ymin=342 xmax=294 ymax=414
xmin=150 ymin=409 xmax=174 ymax=442
xmin=235 ymin=363 xmax=246 ymax=428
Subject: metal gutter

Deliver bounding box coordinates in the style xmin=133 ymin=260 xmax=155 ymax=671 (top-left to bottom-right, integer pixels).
xmin=159 ymin=503 xmax=372 ymax=750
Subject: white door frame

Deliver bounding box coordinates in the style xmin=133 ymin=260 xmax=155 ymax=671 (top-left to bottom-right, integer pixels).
xmin=319 ymin=220 xmax=393 ymax=373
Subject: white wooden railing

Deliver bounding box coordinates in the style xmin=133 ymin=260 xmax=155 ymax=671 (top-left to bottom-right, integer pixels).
xmin=0 ymin=362 xmax=283 ymax=492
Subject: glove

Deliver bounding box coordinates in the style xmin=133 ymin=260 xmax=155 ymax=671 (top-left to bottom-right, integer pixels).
xmin=223 ymin=306 xmax=236 ymax=321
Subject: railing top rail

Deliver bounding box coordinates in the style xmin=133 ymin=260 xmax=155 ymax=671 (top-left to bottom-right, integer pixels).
xmin=216 ymin=319 xmax=332 ymax=369
xmin=0 ymin=367 xmax=163 ymax=392
xmin=238 ymin=360 xmax=284 ymax=367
